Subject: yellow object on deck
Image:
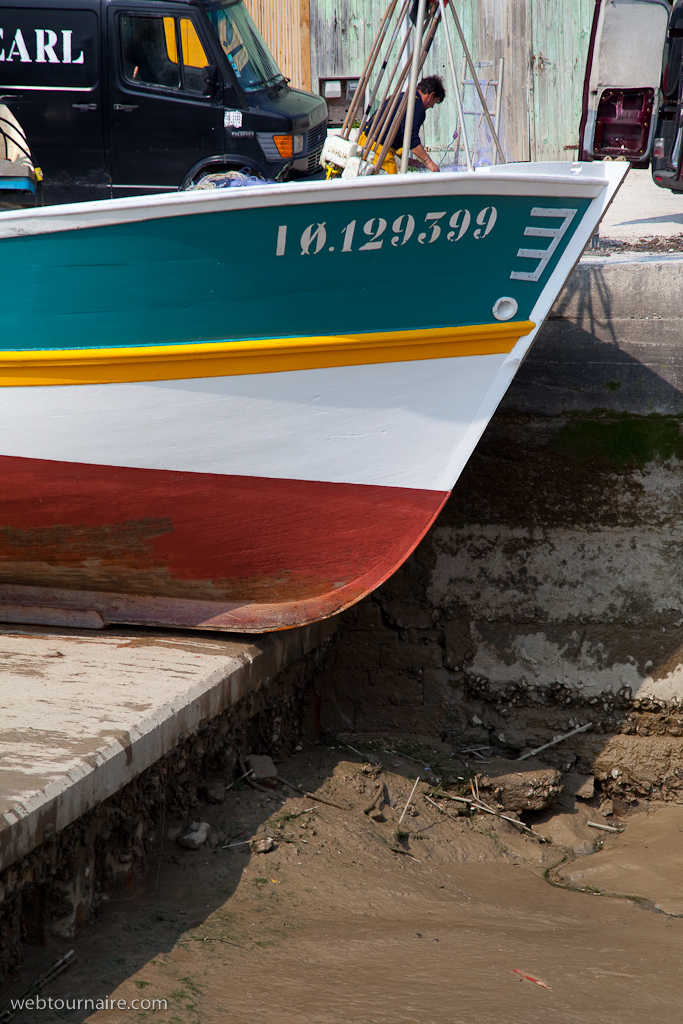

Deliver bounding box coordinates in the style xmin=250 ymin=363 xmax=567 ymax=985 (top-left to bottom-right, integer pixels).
xmin=358 ymin=132 xmax=400 ymax=174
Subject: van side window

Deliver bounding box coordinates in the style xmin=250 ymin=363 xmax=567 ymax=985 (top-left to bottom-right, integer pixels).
xmin=179 ymin=19 xmax=211 ymax=94
xmin=120 ymin=15 xmax=180 ymax=90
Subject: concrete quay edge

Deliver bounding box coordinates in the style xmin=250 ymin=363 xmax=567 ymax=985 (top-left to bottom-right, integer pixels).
xmin=559 ymin=252 xmax=683 ymax=320
xmin=504 ymin=252 xmax=683 ymax=417
xmin=0 ymin=620 xmax=335 ymax=875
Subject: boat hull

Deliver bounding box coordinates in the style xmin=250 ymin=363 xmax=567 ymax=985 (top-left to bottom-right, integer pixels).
xmin=0 ymin=163 xmax=627 ymax=630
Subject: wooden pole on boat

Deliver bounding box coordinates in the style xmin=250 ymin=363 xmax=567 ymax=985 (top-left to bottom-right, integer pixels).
xmin=446 ymin=0 xmax=506 ymax=164
xmin=360 ymin=38 xmax=414 ymax=159
xmin=371 ymin=8 xmax=440 ymax=173
xmin=493 ymin=57 xmax=504 ymax=165
xmin=437 ymin=0 xmax=472 ymax=171
xmin=359 ymin=3 xmax=430 ymax=162
xmin=340 ymin=0 xmax=399 ymax=138
xmin=359 ymin=0 xmax=412 ymax=135
xmin=369 ymin=0 xmax=440 ymax=157
xmin=360 ymin=3 xmax=438 ymax=166
xmin=360 ymin=4 xmax=413 ymax=142
xmin=400 ymin=0 xmax=428 ymax=173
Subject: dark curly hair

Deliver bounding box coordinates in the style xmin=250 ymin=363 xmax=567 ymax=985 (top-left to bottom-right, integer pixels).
xmin=417 ymin=75 xmax=446 ymax=102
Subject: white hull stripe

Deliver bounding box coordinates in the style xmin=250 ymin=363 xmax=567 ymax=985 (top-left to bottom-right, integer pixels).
xmin=0 ymin=355 xmax=507 ymax=492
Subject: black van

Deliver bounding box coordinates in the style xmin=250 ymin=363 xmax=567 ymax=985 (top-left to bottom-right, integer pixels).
xmin=0 ymin=0 xmax=327 ymax=204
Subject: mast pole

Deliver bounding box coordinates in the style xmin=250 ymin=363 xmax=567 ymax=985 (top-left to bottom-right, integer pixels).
xmin=399 ymin=0 xmax=428 ymax=173
xmin=437 ymin=0 xmax=472 ymax=171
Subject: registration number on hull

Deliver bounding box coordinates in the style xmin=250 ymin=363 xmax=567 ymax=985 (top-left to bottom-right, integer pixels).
xmin=275 ymin=205 xmax=578 ymax=284
xmin=275 ymin=207 xmax=498 ymax=258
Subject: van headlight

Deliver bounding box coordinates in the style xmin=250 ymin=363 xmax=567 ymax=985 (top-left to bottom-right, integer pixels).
xmin=273 ymin=133 xmax=305 ymax=158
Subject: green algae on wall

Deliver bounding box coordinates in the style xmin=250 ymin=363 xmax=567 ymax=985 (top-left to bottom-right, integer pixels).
xmin=554 ymin=414 xmax=683 ymax=471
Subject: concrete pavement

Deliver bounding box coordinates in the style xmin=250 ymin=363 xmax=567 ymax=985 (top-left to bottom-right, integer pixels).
xmin=599 ymin=167 xmax=683 ymax=244
xmin=0 ymin=621 xmax=333 ymax=874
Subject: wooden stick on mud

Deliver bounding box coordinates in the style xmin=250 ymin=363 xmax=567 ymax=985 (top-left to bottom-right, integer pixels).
xmin=425 ymin=794 xmax=543 ymax=840
xmin=278 ymin=776 xmax=348 ymax=811
xmin=346 ymin=744 xmax=365 ymax=757
xmin=587 ymin=821 xmax=623 ymax=833
xmin=225 ymin=768 xmax=254 ymax=791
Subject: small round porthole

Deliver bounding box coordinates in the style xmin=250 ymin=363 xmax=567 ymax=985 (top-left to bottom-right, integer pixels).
xmin=492 ymin=296 xmax=518 ymax=321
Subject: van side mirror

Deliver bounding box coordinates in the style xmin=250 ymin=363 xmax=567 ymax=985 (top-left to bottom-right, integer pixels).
xmin=203 ymin=65 xmax=218 ymax=97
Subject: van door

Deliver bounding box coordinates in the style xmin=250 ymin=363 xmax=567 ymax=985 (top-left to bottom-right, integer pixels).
xmin=108 ymin=5 xmax=224 ymax=195
xmin=580 ymin=0 xmax=670 ymax=166
xmin=0 ymin=4 xmax=106 ymax=203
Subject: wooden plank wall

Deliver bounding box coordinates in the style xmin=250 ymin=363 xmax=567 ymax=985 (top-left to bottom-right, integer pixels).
xmin=308 ymin=0 xmax=594 ymax=162
xmin=527 ymin=0 xmax=594 ymax=161
xmin=245 ymin=0 xmax=311 ymax=91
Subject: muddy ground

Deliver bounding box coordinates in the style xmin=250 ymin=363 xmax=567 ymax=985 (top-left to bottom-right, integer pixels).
xmin=5 ymin=740 xmax=683 ymax=1024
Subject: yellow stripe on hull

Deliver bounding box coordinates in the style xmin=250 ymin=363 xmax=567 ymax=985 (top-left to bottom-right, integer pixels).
xmin=0 ymin=321 xmax=535 ymax=387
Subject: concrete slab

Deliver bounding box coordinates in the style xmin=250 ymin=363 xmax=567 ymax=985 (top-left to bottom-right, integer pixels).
xmin=0 ymin=621 xmax=334 ymax=874
xmin=600 ymin=168 xmax=683 ymax=243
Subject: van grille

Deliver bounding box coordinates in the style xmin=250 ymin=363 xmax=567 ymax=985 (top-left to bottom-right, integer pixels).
xmin=307 ymin=119 xmax=328 ymax=171
xmin=307 ymin=120 xmax=328 ymax=152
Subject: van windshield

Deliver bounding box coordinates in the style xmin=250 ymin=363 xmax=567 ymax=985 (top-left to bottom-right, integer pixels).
xmin=202 ymin=0 xmax=284 ymax=93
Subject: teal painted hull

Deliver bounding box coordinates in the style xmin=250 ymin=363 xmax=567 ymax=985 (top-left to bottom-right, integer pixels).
xmin=0 ymin=187 xmax=591 ymax=353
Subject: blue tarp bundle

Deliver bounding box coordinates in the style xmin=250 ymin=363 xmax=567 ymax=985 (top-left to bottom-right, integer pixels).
xmin=187 ymin=171 xmax=274 ymax=190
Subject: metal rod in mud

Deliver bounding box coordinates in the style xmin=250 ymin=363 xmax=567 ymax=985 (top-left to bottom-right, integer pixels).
xmin=445 ymin=0 xmax=506 ymax=164
xmin=517 ymin=721 xmax=593 ymax=762
xmin=398 ymin=776 xmax=421 ymax=826
xmin=400 ymin=0 xmax=428 ymax=173
xmin=437 ymin=0 xmax=472 ymax=171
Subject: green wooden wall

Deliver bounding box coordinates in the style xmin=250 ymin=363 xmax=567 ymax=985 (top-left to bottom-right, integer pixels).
xmin=309 ymin=0 xmax=594 ymax=163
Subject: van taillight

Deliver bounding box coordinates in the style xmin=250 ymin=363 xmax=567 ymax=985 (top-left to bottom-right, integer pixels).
xmin=653 ymin=138 xmax=665 ymax=159
xmin=593 ymin=88 xmax=654 ymax=159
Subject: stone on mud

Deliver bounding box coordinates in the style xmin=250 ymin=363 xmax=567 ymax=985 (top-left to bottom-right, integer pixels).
xmin=477 ymin=758 xmax=563 ymax=811
xmin=177 ymin=821 xmax=211 ymax=850
xmin=253 ymin=837 xmax=277 ymax=853
xmin=246 ymin=755 xmax=278 ymax=788
xmin=204 ymin=783 xmax=227 ymax=804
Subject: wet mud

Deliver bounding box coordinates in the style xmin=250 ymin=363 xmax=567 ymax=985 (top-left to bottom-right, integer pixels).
xmin=5 ymin=741 xmax=683 ymax=1024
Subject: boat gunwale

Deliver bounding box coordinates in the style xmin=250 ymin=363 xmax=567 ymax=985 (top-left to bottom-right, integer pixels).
xmin=0 ymin=164 xmax=617 ymax=241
